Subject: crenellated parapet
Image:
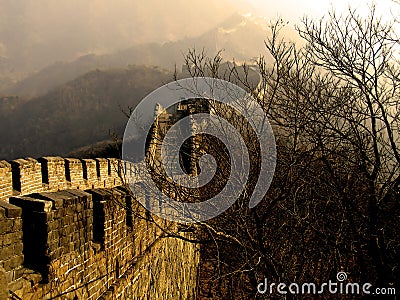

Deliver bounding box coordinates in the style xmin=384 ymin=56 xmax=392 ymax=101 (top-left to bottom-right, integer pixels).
xmin=0 ymin=157 xmax=199 ymax=300
xmin=0 ymin=99 xmax=207 ymax=299
xmin=0 ymin=157 xmax=124 ymax=202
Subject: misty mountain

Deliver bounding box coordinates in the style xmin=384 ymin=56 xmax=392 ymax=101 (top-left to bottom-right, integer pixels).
xmin=1 ymin=13 xmax=269 ymax=99
xmin=0 ymin=0 xmax=251 ymax=75
xmin=0 ymin=65 xmax=172 ymax=160
xmin=0 ymin=59 xmax=261 ymax=160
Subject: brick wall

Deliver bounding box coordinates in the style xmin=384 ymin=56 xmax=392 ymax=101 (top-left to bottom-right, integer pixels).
xmin=0 ymin=170 xmax=199 ymax=299
xmin=38 ymin=157 xmax=68 ymax=191
xmin=11 ymin=158 xmax=42 ymax=195
xmin=0 ymin=201 xmax=23 ymax=285
xmin=0 ymin=200 xmax=42 ymax=298
xmin=0 ymin=162 xmax=12 ymax=201
xmin=0 ymin=157 xmax=127 ymax=202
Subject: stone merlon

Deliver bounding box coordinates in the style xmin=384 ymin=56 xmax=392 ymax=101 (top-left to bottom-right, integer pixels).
xmin=0 ymin=157 xmax=200 ymax=299
xmin=0 ymin=157 xmax=125 ymax=202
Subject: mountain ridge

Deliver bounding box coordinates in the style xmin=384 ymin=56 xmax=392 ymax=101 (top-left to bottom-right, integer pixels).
xmin=0 ymin=65 xmax=172 ymax=160
xmin=1 ymin=13 xmax=269 ymax=99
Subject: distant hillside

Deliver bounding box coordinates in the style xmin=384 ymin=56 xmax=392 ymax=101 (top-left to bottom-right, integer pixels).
xmin=0 ymin=0 xmax=249 ymax=74
xmin=0 ymin=66 xmax=172 ymax=160
xmin=2 ymin=13 xmax=269 ymax=99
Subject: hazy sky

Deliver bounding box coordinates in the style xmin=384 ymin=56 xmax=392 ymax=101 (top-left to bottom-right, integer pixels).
xmin=0 ymin=0 xmax=398 ymax=72
xmin=0 ymin=0 xmax=244 ymax=70
xmin=242 ymin=0 xmax=399 ymax=22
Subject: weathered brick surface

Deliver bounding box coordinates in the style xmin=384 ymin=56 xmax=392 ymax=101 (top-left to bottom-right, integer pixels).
xmin=0 ymin=200 xmax=25 ymax=290
xmin=38 ymin=157 xmax=68 ymax=191
xmin=0 ymin=186 xmax=199 ymax=299
xmin=82 ymin=159 xmax=99 ymax=188
xmin=65 ymin=158 xmax=85 ymax=189
xmin=11 ymin=158 xmax=43 ymax=195
xmin=0 ymin=267 xmax=7 ymax=300
xmin=0 ymin=201 xmax=21 ymax=219
xmin=0 ymin=157 xmax=126 ymax=203
xmin=96 ymin=158 xmax=110 ymax=188
xmin=0 ymin=162 xmax=12 ymax=202
xmin=108 ymin=158 xmax=123 ymax=187
xmin=9 ymin=191 xmax=93 ymax=283
xmin=0 ymin=155 xmax=200 ymax=299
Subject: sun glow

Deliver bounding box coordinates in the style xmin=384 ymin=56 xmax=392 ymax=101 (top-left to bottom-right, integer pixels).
xmin=239 ymin=0 xmax=400 ymax=25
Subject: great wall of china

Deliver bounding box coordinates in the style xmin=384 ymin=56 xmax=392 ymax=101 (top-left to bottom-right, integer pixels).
xmin=0 ymin=157 xmax=200 ymax=299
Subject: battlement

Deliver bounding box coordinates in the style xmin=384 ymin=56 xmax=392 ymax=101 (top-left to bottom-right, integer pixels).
xmin=0 ymin=157 xmax=124 ymax=202
xmin=0 ymin=157 xmax=199 ymax=299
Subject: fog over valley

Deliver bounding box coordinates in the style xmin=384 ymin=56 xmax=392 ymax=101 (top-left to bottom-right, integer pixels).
xmin=0 ymin=0 xmax=252 ymax=75
xmin=0 ymin=0 xmax=274 ymax=159
xmin=0 ymin=0 xmax=397 ymax=160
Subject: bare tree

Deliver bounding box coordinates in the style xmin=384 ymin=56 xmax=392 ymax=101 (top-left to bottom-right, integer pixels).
xmin=297 ymin=5 xmax=400 ymax=285
xmin=118 ymin=5 xmax=400 ymax=298
xmin=177 ymin=5 xmax=400 ymax=299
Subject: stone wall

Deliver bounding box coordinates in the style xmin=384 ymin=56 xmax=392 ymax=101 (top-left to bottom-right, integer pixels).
xmin=0 ymin=157 xmax=200 ymax=299
xmin=0 ymin=200 xmax=34 ymax=295
xmin=0 ymin=157 xmax=124 ymax=202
